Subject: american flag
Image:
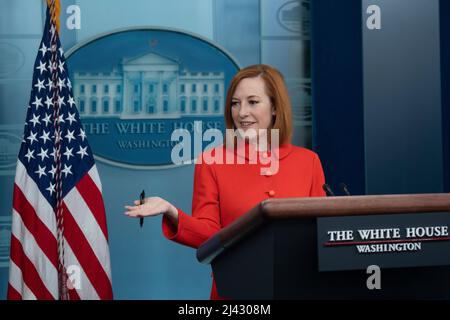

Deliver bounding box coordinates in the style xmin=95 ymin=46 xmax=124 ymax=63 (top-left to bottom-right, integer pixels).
xmin=7 ymin=7 xmax=113 ymax=300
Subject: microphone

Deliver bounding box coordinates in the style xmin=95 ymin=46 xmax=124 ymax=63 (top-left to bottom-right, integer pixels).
xmin=339 ymin=183 xmax=351 ymax=196
xmin=322 ymin=184 xmax=335 ymax=197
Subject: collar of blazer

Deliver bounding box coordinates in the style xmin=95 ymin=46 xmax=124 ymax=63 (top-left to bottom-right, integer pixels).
xmin=230 ymin=141 xmax=293 ymax=162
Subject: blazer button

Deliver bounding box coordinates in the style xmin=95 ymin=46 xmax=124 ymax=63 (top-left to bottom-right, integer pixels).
xmin=268 ymin=190 xmax=275 ymax=197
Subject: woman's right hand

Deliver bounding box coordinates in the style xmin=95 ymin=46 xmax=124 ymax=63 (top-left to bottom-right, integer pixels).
xmin=124 ymin=197 xmax=178 ymax=225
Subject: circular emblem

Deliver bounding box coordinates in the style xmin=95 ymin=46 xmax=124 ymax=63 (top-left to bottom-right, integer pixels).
xmin=277 ymin=0 xmax=309 ymax=35
xmin=66 ymin=28 xmax=239 ymax=169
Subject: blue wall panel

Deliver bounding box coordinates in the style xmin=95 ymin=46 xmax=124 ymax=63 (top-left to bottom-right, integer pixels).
xmin=363 ymin=0 xmax=443 ymax=195
xmin=440 ymin=0 xmax=450 ymax=193
xmin=311 ymin=0 xmax=366 ymax=195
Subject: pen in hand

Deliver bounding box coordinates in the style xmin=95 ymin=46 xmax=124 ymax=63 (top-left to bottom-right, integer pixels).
xmin=140 ymin=190 xmax=145 ymax=228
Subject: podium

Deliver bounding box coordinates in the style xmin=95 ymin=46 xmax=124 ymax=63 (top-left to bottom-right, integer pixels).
xmin=196 ymin=194 xmax=450 ymax=299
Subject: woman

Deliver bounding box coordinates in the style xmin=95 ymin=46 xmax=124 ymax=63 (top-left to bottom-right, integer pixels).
xmin=124 ymin=64 xmax=326 ymax=299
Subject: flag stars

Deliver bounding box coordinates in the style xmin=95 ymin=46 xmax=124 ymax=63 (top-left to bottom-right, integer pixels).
xmin=63 ymin=146 xmax=74 ymax=160
xmin=24 ymin=148 xmax=35 ymax=162
xmin=62 ymin=164 xmax=73 ymax=178
xmin=36 ymin=61 xmax=47 ymax=74
xmin=26 ymin=131 xmax=38 ymax=145
xmin=77 ymin=145 xmax=89 ymax=159
xmin=79 ymin=129 xmax=87 ymax=142
xmin=40 ymin=130 xmax=51 ymax=144
xmin=42 ymin=113 xmax=52 ymax=126
xmin=29 ymin=114 xmax=41 ymax=127
xmin=58 ymin=61 xmax=65 ymax=73
xmin=31 ymin=96 xmax=43 ymax=109
xmin=46 ymin=78 xmax=55 ymax=91
xmin=67 ymin=97 xmax=75 ymax=108
xmin=57 ymin=78 xmax=65 ymax=91
xmin=66 ymin=79 xmax=72 ymax=90
xmin=50 ymin=147 xmax=57 ymax=161
xmin=46 ymin=182 xmax=55 ymax=196
xmin=34 ymin=165 xmax=47 ymax=178
xmin=44 ymin=96 xmax=53 ymax=109
xmin=49 ymin=165 xmax=57 ymax=179
xmin=65 ymin=130 xmax=75 ymax=143
xmin=37 ymin=147 xmax=49 ymax=161
xmin=34 ymin=78 xmax=46 ymax=93
xmin=57 ymin=114 xmax=65 ymax=124
xmin=53 ymin=130 xmax=62 ymax=143
xmin=66 ymin=112 xmax=76 ymax=125
xmin=57 ymin=95 xmax=65 ymax=106
xmin=38 ymin=43 xmax=48 ymax=56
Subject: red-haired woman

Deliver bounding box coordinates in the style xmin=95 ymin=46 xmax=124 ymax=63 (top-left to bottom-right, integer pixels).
xmin=125 ymin=64 xmax=326 ymax=299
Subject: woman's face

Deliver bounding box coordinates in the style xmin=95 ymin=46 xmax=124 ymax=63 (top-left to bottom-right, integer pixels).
xmin=231 ymin=76 xmax=275 ymax=135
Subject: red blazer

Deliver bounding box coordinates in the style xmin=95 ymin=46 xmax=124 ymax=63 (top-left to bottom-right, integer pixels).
xmin=162 ymin=143 xmax=326 ymax=299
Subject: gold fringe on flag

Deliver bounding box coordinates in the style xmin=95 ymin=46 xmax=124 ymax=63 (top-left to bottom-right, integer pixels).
xmin=45 ymin=0 xmax=61 ymax=34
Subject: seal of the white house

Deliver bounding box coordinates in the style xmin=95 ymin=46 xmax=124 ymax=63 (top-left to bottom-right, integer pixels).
xmin=66 ymin=28 xmax=239 ymax=169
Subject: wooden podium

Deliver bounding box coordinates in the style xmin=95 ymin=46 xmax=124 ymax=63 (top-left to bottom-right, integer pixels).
xmin=196 ymin=194 xmax=450 ymax=299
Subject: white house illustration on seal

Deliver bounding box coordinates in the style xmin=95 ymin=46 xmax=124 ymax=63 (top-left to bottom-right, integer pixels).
xmin=73 ymin=51 xmax=225 ymax=119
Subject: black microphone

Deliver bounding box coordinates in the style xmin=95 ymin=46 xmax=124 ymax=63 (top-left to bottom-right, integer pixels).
xmin=339 ymin=183 xmax=351 ymax=196
xmin=322 ymin=184 xmax=335 ymax=197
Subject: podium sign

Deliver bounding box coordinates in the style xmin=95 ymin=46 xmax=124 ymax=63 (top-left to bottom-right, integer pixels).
xmin=317 ymin=212 xmax=450 ymax=271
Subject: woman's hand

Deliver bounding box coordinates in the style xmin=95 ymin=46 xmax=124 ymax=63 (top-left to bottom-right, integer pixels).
xmin=124 ymin=197 xmax=178 ymax=224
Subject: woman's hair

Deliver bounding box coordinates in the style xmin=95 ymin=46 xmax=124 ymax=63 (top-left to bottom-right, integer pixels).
xmin=224 ymin=64 xmax=292 ymax=144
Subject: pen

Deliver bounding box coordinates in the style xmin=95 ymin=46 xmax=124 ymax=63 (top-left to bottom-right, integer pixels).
xmin=140 ymin=189 xmax=145 ymax=228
